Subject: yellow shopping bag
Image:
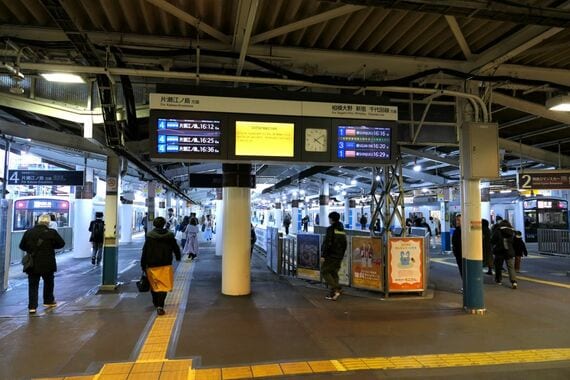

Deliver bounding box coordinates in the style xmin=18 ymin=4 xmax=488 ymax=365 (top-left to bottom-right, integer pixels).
xmin=146 ymin=265 xmax=174 ymax=292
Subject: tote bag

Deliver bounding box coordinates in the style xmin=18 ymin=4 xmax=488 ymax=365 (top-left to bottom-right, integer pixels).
xmin=146 ymin=265 xmax=174 ymax=292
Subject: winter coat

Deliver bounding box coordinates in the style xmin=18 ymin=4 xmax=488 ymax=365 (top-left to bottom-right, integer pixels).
xmin=19 ymin=224 xmax=65 ymax=274
xmin=513 ymin=237 xmax=528 ymax=257
xmin=88 ymin=219 xmax=105 ymax=243
xmin=141 ymin=228 xmax=181 ymax=270
xmin=451 ymin=226 xmax=462 ymax=259
xmin=482 ymin=225 xmax=492 ymax=263
xmin=183 ymin=224 xmax=200 ymax=255
xmin=321 ymin=221 xmax=348 ymax=260
xmin=491 ymin=222 xmax=516 ymax=258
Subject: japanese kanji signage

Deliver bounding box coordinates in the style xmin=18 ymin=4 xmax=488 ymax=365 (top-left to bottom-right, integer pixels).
xmin=518 ymin=170 xmax=570 ymax=190
xmin=7 ymin=170 xmax=84 ymax=186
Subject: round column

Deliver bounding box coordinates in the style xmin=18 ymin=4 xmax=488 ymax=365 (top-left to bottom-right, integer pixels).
xmin=215 ymin=189 xmax=224 ymax=257
xmin=73 ymin=167 xmax=94 ymax=258
xmin=319 ymin=181 xmax=330 ymax=228
xmin=221 ymin=164 xmax=252 ymax=296
xmin=440 ymin=201 xmax=451 ymax=253
xmin=291 ymin=200 xmax=300 ymax=235
xmin=273 ymin=202 xmax=282 ymax=229
xmin=119 ymin=191 xmax=134 ymax=243
xmin=480 ymin=182 xmax=491 ymax=223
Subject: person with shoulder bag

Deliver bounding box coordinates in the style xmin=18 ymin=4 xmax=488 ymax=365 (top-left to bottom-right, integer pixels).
xmin=491 ymin=219 xmax=518 ymax=289
xmin=140 ymin=217 xmax=181 ymax=315
xmin=88 ymin=212 xmax=105 ymax=265
xmin=19 ymin=214 xmax=65 ymax=314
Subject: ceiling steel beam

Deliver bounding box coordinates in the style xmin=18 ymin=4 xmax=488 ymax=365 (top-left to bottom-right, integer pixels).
xmin=509 ymin=124 xmax=570 ymax=140
xmin=233 ymin=0 xmax=259 ymax=77
xmin=492 ymin=92 xmax=570 ymax=125
xmin=444 ymin=15 xmax=471 ymax=60
xmin=250 ymin=4 xmax=365 ymax=44
xmin=400 ymin=146 xmax=459 ymax=166
xmin=498 ymin=115 xmax=540 ymax=130
xmin=499 ymin=137 xmax=570 ymax=167
xmin=143 ymin=0 xmax=231 ymax=44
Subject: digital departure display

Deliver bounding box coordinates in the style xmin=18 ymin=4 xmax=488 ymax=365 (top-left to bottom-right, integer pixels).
xmin=157 ymin=118 xmax=221 ymax=154
xmin=235 ymin=121 xmax=295 ymax=157
xmin=336 ymin=125 xmax=392 ymax=161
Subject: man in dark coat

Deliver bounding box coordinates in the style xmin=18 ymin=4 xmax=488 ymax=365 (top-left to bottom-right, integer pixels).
xmin=320 ymin=212 xmax=348 ymax=301
xmin=88 ymin=211 xmax=105 ymax=265
xmin=451 ymin=213 xmax=463 ymax=278
xmin=491 ymin=219 xmax=518 ymax=289
xmin=19 ymin=213 xmax=65 ymax=314
xmin=141 ymin=217 xmax=181 ymax=315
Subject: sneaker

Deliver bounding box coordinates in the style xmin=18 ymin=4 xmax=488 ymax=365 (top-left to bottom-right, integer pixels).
xmin=325 ymin=291 xmax=341 ymax=301
xmin=495 ymin=281 xmax=502 ymax=285
xmin=28 ymin=309 xmax=36 ymax=314
xmin=486 ymin=270 xmax=493 ymax=275
xmin=512 ymin=282 xmax=518 ymax=289
xmin=156 ymin=307 xmax=165 ymax=316
xmin=43 ymin=302 xmax=57 ymax=307
xmin=91 ymin=259 xmax=95 ymax=265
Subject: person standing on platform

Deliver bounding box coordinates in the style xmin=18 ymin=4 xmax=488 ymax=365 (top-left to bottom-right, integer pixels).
xmin=177 ymin=216 xmax=189 ymax=249
xmin=513 ymin=230 xmax=528 ymax=273
xmin=302 ymin=215 xmax=309 ymax=232
xmin=142 ymin=212 xmax=148 ymax=235
xmin=320 ymin=211 xmax=348 ymax=301
xmin=20 ymin=214 xmax=65 ymax=314
xmin=250 ymin=223 xmax=257 ymax=258
xmin=203 ymin=215 xmax=213 ymax=241
xmin=451 ymin=213 xmax=463 ymax=278
xmin=491 ymin=219 xmax=518 ymax=289
xmin=141 ymin=217 xmax=181 ymax=316
xmin=359 ymin=213 xmax=368 ymax=230
xmin=183 ymin=217 xmax=200 ymax=260
xmin=315 ymin=214 xmax=320 ymax=226
xmin=283 ymin=213 xmax=292 ymax=235
xmin=482 ymin=219 xmax=493 ymax=275
xmin=166 ymin=208 xmax=177 ymax=233
xmin=88 ymin=212 xmax=105 ymax=266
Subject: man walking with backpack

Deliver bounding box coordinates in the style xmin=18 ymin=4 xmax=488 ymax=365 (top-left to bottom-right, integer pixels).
xmin=491 ymin=219 xmax=518 ymax=289
xmin=89 ymin=212 xmax=105 ymax=265
xmin=321 ymin=212 xmax=348 ymax=301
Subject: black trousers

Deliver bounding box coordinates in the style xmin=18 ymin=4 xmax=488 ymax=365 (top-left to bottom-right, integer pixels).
xmin=454 ymin=254 xmax=463 ymax=278
xmin=151 ymin=291 xmax=167 ymax=308
xmin=28 ymin=272 xmax=55 ymax=309
xmin=92 ymin=242 xmax=103 ymax=264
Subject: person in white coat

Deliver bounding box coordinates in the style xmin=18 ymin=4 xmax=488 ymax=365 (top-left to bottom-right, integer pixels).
xmin=183 ymin=217 xmax=200 ymax=260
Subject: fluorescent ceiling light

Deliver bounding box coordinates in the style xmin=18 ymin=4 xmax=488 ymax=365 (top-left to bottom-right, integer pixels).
xmin=546 ymin=95 xmax=570 ymax=111
xmin=41 ymin=73 xmax=85 ymax=83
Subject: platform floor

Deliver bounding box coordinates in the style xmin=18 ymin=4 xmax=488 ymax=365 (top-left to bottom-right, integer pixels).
xmin=0 ymin=236 xmax=569 ymax=380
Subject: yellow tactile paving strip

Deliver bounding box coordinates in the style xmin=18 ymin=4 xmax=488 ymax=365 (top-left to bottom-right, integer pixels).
xmin=189 ymin=348 xmax=570 ymax=379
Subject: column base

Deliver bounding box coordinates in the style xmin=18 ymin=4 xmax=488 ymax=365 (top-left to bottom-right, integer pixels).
xmin=464 ymin=307 xmax=487 ymax=315
xmin=99 ymin=284 xmax=119 ymax=292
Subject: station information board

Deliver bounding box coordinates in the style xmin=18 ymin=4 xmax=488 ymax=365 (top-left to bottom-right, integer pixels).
xmin=235 ymin=121 xmax=295 ymax=157
xmin=336 ymin=124 xmax=392 ymax=161
xmin=157 ymin=118 xmax=222 ymax=154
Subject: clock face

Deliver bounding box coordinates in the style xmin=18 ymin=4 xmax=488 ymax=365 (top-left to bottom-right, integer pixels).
xmin=305 ymin=128 xmax=328 ymax=152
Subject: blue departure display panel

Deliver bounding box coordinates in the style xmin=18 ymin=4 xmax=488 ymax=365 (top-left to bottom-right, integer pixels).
xmin=157 ymin=118 xmax=221 ymax=154
xmin=336 ymin=125 xmax=392 ymax=161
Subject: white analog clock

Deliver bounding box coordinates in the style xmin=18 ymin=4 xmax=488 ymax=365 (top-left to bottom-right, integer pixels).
xmin=305 ymin=128 xmax=328 ymax=152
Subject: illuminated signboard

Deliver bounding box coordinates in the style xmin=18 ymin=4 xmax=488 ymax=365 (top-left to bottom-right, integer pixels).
xmin=235 ymin=121 xmax=295 ymax=157
xmin=15 ymin=199 xmax=69 ymax=210
xmin=336 ymin=124 xmax=392 ymax=161
xmin=157 ymin=118 xmax=221 ymax=154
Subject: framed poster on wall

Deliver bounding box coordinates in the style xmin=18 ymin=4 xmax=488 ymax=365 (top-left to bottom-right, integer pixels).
xmin=350 ymin=236 xmax=383 ymax=291
xmin=297 ymin=234 xmax=321 ymax=281
xmin=388 ymin=237 xmax=424 ymax=292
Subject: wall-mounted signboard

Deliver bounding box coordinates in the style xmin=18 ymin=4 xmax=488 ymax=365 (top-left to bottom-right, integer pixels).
xmin=235 ymin=121 xmax=295 ymax=157
xmin=7 ymin=170 xmax=84 ymax=186
xmin=157 ymin=118 xmax=222 ymax=154
xmin=333 ymin=121 xmax=394 ymax=164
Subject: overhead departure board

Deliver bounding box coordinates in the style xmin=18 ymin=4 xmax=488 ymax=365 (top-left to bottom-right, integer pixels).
xmin=336 ymin=124 xmax=393 ymax=162
xmin=157 ymin=118 xmax=222 ymax=154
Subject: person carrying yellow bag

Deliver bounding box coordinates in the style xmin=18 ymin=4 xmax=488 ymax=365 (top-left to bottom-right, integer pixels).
xmin=140 ymin=216 xmax=181 ymax=315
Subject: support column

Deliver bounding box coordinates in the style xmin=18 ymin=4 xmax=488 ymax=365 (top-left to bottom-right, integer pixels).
xmin=440 ymin=201 xmax=451 ymax=253
xmin=273 ymin=202 xmax=282 ymax=229
xmin=344 ymin=198 xmax=351 ymax=229
xmin=146 ymin=181 xmax=156 ymax=233
xmin=101 ymin=154 xmax=121 ymax=290
xmin=215 ymin=189 xmax=224 ymax=257
xmin=221 ymin=164 xmax=251 ymax=296
xmin=319 ymin=181 xmax=330 ymax=227
xmin=119 ymin=191 xmax=134 ymax=243
xmin=350 ymin=200 xmax=358 ymax=230
xmin=291 ymin=200 xmax=300 ymax=235
xmin=73 ymin=167 xmax=94 ymax=258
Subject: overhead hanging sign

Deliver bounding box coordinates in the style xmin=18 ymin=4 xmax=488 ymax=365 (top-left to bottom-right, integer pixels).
xmin=7 ymin=170 xmax=84 ymax=186
xmin=149 ymin=93 xmax=398 ymax=121
xmin=518 ymin=170 xmax=570 ymax=190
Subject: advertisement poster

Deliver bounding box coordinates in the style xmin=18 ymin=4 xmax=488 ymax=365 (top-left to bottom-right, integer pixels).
xmin=338 ymin=243 xmax=351 ymax=286
xmin=388 ymin=238 xmax=424 ymax=291
xmin=297 ymin=234 xmax=321 ymax=281
xmin=351 ymin=237 xmax=383 ymax=291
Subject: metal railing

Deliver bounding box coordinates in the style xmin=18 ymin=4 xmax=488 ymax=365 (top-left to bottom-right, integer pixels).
xmin=537 ymin=228 xmax=570 ymax=255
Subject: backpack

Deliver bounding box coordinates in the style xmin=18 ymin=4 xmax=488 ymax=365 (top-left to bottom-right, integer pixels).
xmin=500 ymin=227 xmax=515 ymax=258
xmin=92 ymin=220 xmax=104 ymax=241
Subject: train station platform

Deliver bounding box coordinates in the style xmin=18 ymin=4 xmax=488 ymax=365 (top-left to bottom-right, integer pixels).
xmin=0 ymin=236 xmax=569 ymax=380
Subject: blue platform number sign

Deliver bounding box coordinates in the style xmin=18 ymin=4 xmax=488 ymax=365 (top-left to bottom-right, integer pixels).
xmin=7 ymin=170 xmax=84 ymax=186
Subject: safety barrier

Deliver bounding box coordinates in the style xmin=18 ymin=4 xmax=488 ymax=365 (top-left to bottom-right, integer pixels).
xmin=537 ymin=228 xmax=570 ymax=255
